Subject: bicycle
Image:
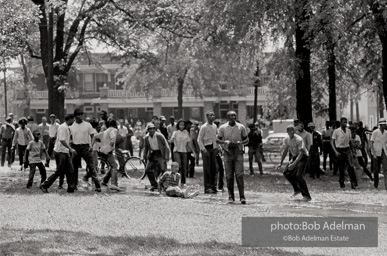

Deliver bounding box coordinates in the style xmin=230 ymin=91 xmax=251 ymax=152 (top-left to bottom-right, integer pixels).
xmin=97 ymin=150 xmax=147 ymax=180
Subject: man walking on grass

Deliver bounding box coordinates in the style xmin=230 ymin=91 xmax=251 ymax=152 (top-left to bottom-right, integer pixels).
xmin=198 ymin=111 xmax=218 ymax=194
xmin=331 ymin=117 xmax=358 ymax=189
xmin=40 ymin=114 xmax=76 ymax=193
xmin=100 ymin=119 xmax=121 ymax=191
xmin=12 ymin=118 xmax=33 ymax=171
xmin=143 ymin=123 xmax=170 ymax=191
xmin=70 ymin=108 xmax=101 ymax=192
xmin=0 ymin=117 xmax=15 ymax=168
xmin=47 ymin=114 xmax=59 ymax=167
xmin=278 ymin=125 xmax=312 ymax=202
xmin=370 ymin=118 xmax=387 ymax=190
xmin=217 ymin=111 xmax=249 ymax=204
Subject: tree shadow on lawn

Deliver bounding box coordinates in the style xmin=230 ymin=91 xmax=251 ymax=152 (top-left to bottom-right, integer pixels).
xmin=0 ymin=228 xmax=312 ymax=256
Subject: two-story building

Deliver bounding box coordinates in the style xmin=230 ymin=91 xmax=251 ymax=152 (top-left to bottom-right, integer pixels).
xmin=11 ymin=54 xmax=268 ymax=124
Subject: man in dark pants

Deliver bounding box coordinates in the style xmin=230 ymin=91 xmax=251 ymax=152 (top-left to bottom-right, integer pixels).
xmin=159 ymin=116 xmax=169 ymax=139
xmin=125 ymin=123 xmax=134 ymax=156
xmin=12 ymin=118 xmax=33 ymax=171
xmin=0 ymin=117 xmax=15 ymax=167
xmin=143 ymin=123 xmax=170 ymax=191
xmin=322 ymin=121 xmax=333 ymax=172
xmin=217 ymin=111 xmax=249 ymax=204
xmin=198 ymin=111 xmax=218 ymax=194
xmin=308 ymin=123 xmax=324 ymax=179
xmin=278 ymin=125 xmax=311 ymax=201
xmin=247 ymin=124 xmax=263 ymax=176
xmin=186 ymin=120 xmax=197 ymax=178
xmin=357 ymin=121 xmax=369 ymax=166
xmin=69 ymin=108 xmax=101 ymax=192
xmin=40 ymin=114 xmax=76 ymax=193
xmin=331 ymin=117 xmax=358 ymax=189
xmin=370 ymin=118 xmax=387 ymax=190
xmin=47 ymin=114 xmax=59 ymax=167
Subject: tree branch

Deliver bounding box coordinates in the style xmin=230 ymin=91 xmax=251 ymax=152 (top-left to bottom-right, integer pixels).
xmin=65 ymin=17 xmax=91 ymax=73
xmin=64 ymin=0 xmax=108 ymax=56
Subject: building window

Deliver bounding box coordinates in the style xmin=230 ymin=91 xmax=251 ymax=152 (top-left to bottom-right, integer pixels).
xmin=84 ymin=73 xmax=94 ymax=92
xmin=36 ymin=109 xmax=46 ymax=114
xmin=96 ymin=73 xmax=108 ymax=91
xmin=191 ymin=107 xmax=201 ymax=119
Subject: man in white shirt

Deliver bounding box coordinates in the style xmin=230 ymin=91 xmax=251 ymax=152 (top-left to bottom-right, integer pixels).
xmin=40 ymin=114 xmax=76 ymax=193
xmin=331 ymin=117 xmax=358 ymax=189
xmin=278 ymin=125 xmax=311 ymax=201
xmin=167 ymin=116 xmax=177 ymax=161
xmin=198 ymin=111 xmax=218 ymax=193
xmin=217 ymin=111 xmax=249 ymax=204
xmin=100 ymin=119 xmax=121 ymax=191
xmin=370 ymin=118 xmax=387 ymax=190
xmin=69 ymin=108 xmax=101 ymax=192
xmin=12 ymin=118 xmax=33 ymax=171
xmin=47 ymin=114 xmax=60 ymax=166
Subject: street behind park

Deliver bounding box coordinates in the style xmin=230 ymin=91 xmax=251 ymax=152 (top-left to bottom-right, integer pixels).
xmin=1 ymin=155 xmax=387 ymax=256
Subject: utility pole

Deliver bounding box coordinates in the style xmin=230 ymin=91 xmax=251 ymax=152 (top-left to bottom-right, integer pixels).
xmin=253 ymin=61 xmax=260 ymax=124
xmin=2 ymin=57 xmax=7 ymax=118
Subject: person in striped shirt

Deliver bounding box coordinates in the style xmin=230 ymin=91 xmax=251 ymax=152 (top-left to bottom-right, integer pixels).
xmin=158 ymin=162 xmax=199 ymax=198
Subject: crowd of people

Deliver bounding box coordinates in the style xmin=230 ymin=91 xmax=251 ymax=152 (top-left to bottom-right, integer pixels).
xmin=3 ymin=107 xmax=383 ymax=204
xmin=277 ymin=117 xmax=386 ymax=202
xmin=0 ymin=109 xmax=266 ymax=204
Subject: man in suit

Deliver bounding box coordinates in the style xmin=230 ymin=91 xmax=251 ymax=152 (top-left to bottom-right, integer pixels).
xmin=143 ymin=123 xmax=170 ymax=191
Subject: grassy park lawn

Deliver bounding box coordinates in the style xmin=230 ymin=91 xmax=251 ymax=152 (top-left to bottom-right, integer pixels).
xmin=1 ymin=165 xmax=387 ymax=256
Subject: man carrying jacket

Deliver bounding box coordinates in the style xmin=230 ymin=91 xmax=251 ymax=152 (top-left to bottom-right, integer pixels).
xmin=143 ymin=123 xmax=170 ymax=191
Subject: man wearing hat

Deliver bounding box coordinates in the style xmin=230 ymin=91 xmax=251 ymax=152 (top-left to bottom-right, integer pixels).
xmin=308 ymin=122 xmax=324 ymax=179
xmin=331 ymin=117 xmax=358 ymax=189
xmin=370 ymin=118 xmax=387 ymax=190
xmin=159 ymin=116 xmax=168 ymax=139
xmin=27 ymin=116 xmax=39 ymax=134
xmin=12 ymin=118 xmax=33 ymax=171
xmin=143 ymin=123 xmax=170 ymax=191
xmin=0 ymin=117 xmax=15 ymax=167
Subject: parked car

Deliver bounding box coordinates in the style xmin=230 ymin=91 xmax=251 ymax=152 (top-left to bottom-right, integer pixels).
xmin=262 ymin=133 xmax=287 ymax=153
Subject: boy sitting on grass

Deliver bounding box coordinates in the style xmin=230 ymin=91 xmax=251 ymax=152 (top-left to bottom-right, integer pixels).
xmin=158 ymin=162 xmax=199 ymax=198
xmin=25 ymin=130 xmax=49 ymax=189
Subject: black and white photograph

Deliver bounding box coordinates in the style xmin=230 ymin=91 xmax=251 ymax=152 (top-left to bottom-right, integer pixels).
xmin=0 ymin=0 xmax=387 ymax=255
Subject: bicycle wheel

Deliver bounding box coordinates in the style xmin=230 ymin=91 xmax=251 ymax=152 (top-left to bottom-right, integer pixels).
xmin=124 ymin=156 xmax=147 ymax=180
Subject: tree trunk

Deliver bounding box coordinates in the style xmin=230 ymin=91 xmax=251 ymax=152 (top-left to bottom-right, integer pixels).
xmin=20 ymin=55 xmax=31 ymax=117
xmin=380 ymin=89 xmax=384 ymax=118
xmin=382 ymin=39 xmax=387 ymax=119
xmin=176 ymin=68 xmax=188 ymax=119
xmin=350 ymin=96 xmax=353 ymax=121
xmin=327 ymin=43 xmax=337 ymax=121
xmin=355 ymin=102 xmax=360 ymax=122
xmin=295 ymin=0 xmax=313 ymax=125
xmin=177 ymin=81 xmax=183 ymax=119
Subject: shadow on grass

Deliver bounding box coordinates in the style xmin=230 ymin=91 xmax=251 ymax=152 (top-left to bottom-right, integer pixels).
xmin=0 ymin=228 xmax=308 ymax=256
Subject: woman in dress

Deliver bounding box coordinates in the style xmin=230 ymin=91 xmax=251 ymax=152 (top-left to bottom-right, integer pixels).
xmin=170 ymin=120 xmax=196 ymax=185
